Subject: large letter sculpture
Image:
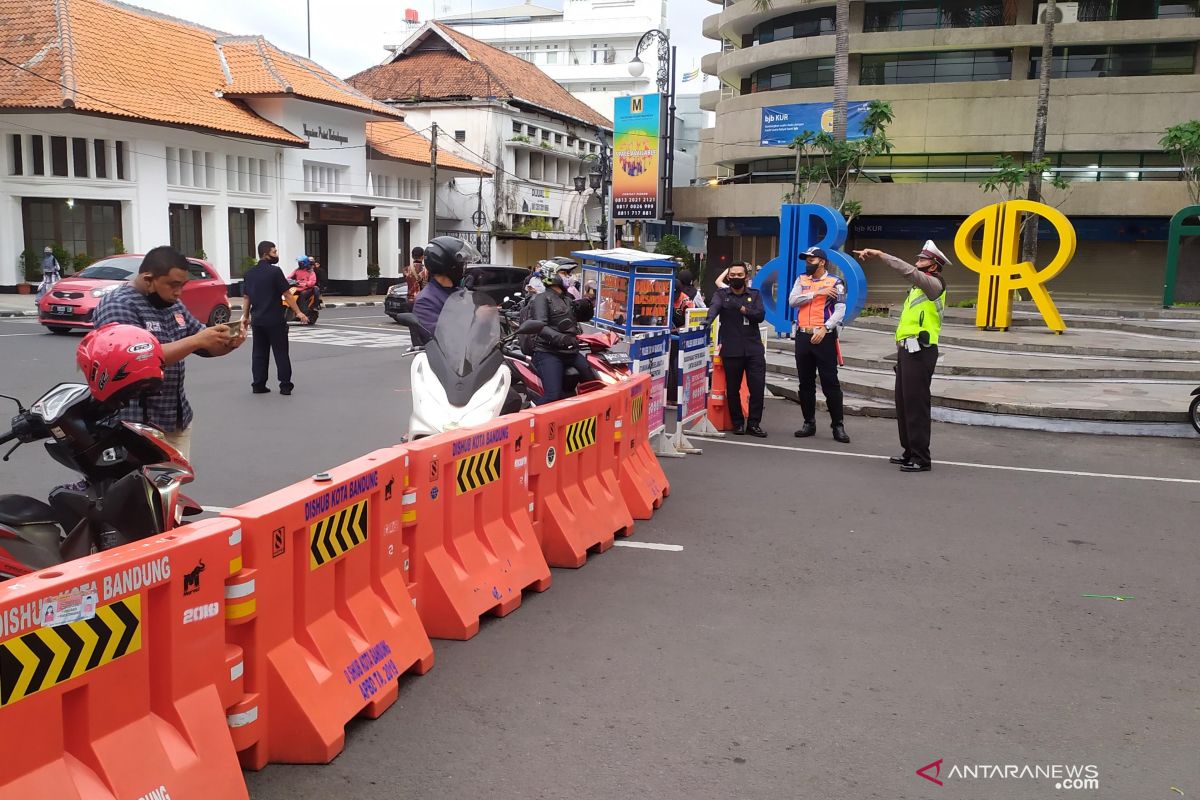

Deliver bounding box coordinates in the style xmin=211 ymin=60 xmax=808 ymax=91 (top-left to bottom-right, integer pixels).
xmin=757 ymin=204 xmax=868 ymax=336
xmin=954 ymin=200 xmax=1077 ymax=334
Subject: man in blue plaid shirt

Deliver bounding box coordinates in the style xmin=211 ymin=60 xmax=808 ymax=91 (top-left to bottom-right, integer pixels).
xmin=94 ymin=246 xmax=245 ymax=460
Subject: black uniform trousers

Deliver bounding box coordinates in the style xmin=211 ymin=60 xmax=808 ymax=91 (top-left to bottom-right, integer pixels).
xmin=252 ymin=323 xmax=293 ymax=390
xmin=894 ymin=344 xmax=939 ymax=467
xmin=722 ymin=351 xmax=766 ymax=429
xmin=794 ymin=331 xmax=844 ymax=424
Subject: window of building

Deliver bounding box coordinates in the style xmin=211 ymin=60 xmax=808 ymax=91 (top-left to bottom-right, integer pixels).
xmin=115 ymin=141 xmax=127 ymax=180
xmin=93 ymin=140 xmax=107 ymax=179
xmin=753 ymin=7 xmax=836 ymax=44
xmin=555 ymin=133 xmax=564 ymax=144
xmin=8 ymin=134 xmax=22 ymax=176
xmin=455 ymin=130 xmax=467 ymax=142
xmin=750 ymin=58 xmax=835 ymax=92
xmin=71 ymin=138 xmax=88 ymax=178
xmin=1158 ymin=0 xmax=1200 ymax=18
xmin=513 ymin=121 xmax=524 ymax=134
xmin=865 ymin=0 xmax=1011 ymax=31
xmin=226 ymin=156 xmax=269 ymax=194
xmin=542 ymin=130 xmax=552 ymax=141
xmin=1067 ymin=0 xmax=1199 ymax=20
xmin=169 ymin=204 xmax=203 ymax=258
xmin=302 ymin=161 xmax=347 ymax=193
xmin=22 ymin=198 xmax=122 ymax=263
xmin=166 ymin=148 xmax=216 ymax=189
xmin=1030 ymin=43 xmax=1195 ymax=78
xmin=861 ymin=50 xmax=1013 ymax=84
xmin=228 ymin=208 xmax=256 ymax=278
xmin=527 ymin=125 xmax=538 ymax=136
xmin=50 ymin=136 xmax=68 ymax=177
xmin=567 ymin=136 xmax=577 ymax=147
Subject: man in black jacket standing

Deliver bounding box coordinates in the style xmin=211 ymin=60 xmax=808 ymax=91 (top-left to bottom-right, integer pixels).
xmin=706 ymin=262 xmax=767 ymax=437
xmin=530 ymin=269 xmax=595 ymax=404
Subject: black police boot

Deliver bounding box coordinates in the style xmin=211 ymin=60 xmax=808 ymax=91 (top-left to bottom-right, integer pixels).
xmin=832 ymin=423 xmax=850 ymax=444
xmin=794 ymin=421 xmax=816 ymax=438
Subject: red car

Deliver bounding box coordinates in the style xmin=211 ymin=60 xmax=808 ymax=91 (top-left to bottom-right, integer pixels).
xmin=38 ymin=254 xmax=232 ymax=334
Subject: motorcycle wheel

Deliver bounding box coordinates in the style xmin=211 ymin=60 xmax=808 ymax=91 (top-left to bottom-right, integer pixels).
xmin=1190 ymin=395 xmax=1200 ymax=436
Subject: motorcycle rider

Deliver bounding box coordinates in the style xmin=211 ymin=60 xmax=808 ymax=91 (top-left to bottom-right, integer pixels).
xmin=290 ymin=255 xmax=321 ymax=311
xmin=411 ymin=236 xmax=482 ymax=345
xmin=530 ymin=264 xmax=596 ymax=404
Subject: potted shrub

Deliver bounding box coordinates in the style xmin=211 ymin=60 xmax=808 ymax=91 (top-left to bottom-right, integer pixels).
xmin=367 ymin=262 xmax=381 ymax=295
xmin=18 ymin=250 xmax=40 ymax=294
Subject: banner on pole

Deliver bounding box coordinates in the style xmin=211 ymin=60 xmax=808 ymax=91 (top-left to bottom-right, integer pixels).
xmin=677 ymin=328 xmax=709 ymax=424
xmin=613 ymin=94 xmax=665 ymax=220
xmin=630 ymin=331 xmax=671 ymax=435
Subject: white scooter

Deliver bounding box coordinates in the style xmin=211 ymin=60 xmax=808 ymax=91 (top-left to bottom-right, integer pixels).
xmin=396 ymin=290 xmax=543 ymax=439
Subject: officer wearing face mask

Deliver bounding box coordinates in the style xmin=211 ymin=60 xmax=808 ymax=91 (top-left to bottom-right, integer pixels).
xmin=788 ymin=246 xmax=849 ymax=444
xmin=411 ymin=236 xmax=482 ymax=345
xmin=705 ymin=262 xmax=767 ymax=437
xmin=854 ymin=241 xmax=949 ymax=473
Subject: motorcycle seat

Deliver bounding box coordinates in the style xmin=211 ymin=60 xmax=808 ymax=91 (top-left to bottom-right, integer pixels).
xmin=0 ymin=494 xmax=59 ymax=526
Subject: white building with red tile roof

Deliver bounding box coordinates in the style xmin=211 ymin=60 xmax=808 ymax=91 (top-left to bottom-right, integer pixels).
xmin=0 ymin=0 xmax=486 ymax=292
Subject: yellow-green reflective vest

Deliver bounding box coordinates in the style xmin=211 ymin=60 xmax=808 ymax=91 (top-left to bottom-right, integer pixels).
xmin=895 ymin=284 xmax=946 ymax=345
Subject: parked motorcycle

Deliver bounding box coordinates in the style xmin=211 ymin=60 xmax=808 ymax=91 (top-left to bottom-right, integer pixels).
xmin=395 ymin=290 xmax=544 ymax=439
xmin=0 ymin=326 xmax=200 ymax=579
xmin=1190 ymin=386 xmax=1200 ymax=435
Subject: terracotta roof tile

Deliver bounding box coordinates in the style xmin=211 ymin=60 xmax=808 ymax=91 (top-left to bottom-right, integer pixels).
xmin=0 ymin=0 xmax=401 ymax=145
xmin=367 ymin=120 xmax=490 ymax=175
xmin=347 ymin=23 xmax=612 ymax=130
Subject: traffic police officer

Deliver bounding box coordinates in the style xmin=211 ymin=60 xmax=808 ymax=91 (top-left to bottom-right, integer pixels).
xmin=854 ymin=241 xmax=948 ymax=473
xmin=788 ymin=246 xmax=850 ymax=443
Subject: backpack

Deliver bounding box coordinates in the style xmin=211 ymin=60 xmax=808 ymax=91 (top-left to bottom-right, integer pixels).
xmin=517 ymin=296 xmax=540 ymax=356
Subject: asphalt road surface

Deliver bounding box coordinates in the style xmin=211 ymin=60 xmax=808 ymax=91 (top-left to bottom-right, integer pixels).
xmin=1 ymin=309 xmax=1197 ymax=799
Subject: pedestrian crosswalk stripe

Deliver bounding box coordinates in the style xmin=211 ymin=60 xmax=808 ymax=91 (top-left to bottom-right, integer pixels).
xmin=289 ymin=327 xmax=411 ymax=349
xmin=565 ymin=417 xmax=597 ymax=454
xmin=309 ymin=499 xmax=369 ymax=569
xmin=0 ymin=595 xmax=142 ymax=707
xmin=456 ymin=446 xmax=502 ymax=495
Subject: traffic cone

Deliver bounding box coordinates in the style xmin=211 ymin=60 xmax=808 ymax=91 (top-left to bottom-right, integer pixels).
xmin=707 ymin=348 xmax=735 ymax=432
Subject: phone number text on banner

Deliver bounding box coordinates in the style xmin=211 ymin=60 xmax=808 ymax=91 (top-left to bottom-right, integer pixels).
xmin=677 ymin=328 xmax=709 ymax=424
xmin=630 ymin=331 xmax=671 ymax=435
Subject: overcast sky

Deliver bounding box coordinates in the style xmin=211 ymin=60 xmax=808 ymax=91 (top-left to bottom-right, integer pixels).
xmin=129 ymin=0 xmax=715 ymax=89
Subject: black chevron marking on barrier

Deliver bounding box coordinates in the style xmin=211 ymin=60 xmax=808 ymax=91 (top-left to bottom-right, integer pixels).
xmin=456 ymin=456 xmax=471 ymax=494
xmin=310 ymin=517 xmax=327 ymax=566
xmin=322 ymin=511 xmax=339 ymax=563
xmin=112 ymin=601 xmax=139 ymax=657
xmin=333 ymin=508 xmax=350 ymax=555
xmin=55 ymin=623 xmax=84 ymax=684
xmin=0 ymin=644 xmax=21 ymax=706
xmin=24 ymin=633 xmax=53 ymax=697
xmin=487 ymin=448 xmax=500 ymax=482
xmin=346 ymin=504 xmax=363 ymax=546
xmin=84 ymin=614 xmax=112 ymax=671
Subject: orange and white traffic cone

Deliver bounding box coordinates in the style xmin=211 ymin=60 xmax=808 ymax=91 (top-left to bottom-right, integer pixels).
xmin=706 ymin=347 xmax=735 ymax=432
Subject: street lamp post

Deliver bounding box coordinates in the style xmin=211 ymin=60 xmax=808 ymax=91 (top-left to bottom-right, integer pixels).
xmin=628 ymin=29 xmax=677 ymax=240
xmin=577 ymin=142 xmax=615 ymax=249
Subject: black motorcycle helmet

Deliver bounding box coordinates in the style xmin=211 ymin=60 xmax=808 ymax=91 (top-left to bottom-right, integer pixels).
xmin=424 ymin=236 xmax=481 ymax=286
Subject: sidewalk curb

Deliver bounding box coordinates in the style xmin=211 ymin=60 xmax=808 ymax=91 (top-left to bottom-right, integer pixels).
xmin=0 ymin=311 xmax=38 ymax=318
xmin=320 ymin=301 xmax=383 ymax=309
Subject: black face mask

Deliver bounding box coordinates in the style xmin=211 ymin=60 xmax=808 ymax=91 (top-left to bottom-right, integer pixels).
xmin=805 ymin=262 xmax=822 ymax=276
xmin=267 ymin=255 xmax=280 ymax=265
xmin=728 ymin=277 xmax=746 ymax=290
xmin=147 ymin=291 xmax=174 ymax=310
xmin=447 ymin=265 xmax=465 ymax=286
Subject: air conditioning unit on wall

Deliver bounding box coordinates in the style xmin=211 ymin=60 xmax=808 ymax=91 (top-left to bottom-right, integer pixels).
xmin=1037 ymin=2 xmax=1080 ymax=24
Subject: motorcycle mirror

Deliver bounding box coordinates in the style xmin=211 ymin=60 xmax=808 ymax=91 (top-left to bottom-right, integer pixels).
xmin=0 ymin=393 xmax=27 ymax=413
xmin=393 ymin=312 xmax=431 ymax=340
xmin=516 ymin=319 xmax=545 ymax=336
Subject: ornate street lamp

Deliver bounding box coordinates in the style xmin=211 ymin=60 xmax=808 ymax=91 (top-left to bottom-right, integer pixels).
xmin=628 ymin=29 xmax=677 ymax=236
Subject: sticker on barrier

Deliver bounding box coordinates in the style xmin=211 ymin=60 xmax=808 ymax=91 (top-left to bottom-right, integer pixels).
xmin=401 ymin=414 xmax=551 ymax=639
xmin=630 ymin=331 xmax=670 ymax=436
xmin=221 ymin=450 xmax=433 ymax=769
xmin=527 ymin=388 xmax=633 ymax=568
xmin=618 ymin=373 xmax=671 ymax=519
xmin=0 ymin=518 xmax=249 ymax=800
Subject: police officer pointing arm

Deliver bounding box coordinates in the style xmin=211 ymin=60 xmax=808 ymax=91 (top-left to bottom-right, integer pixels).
xmin=854 ymin=241 xmax=949 ymax=473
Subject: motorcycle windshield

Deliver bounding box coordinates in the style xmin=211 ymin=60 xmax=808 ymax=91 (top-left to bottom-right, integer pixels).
xmin=431 ymin=291 xmax=502 ymax=378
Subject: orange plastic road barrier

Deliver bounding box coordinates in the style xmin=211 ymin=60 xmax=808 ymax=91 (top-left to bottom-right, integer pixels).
xmin=527 ymin=387 xmax=635 ymax=567
xmin=400 ymin=413 xmax=551 ymax=639
xmin=0 ymin=518 xmax=248 ymax=800
xmin=221 ymin=450 xmax=433 ymax=769
xmin=618 ymin=373 xmax=671 ymax=520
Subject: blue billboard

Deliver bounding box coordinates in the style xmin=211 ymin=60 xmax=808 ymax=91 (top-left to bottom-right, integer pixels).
xmin=760 ymin=102 xmax=873 ymax=146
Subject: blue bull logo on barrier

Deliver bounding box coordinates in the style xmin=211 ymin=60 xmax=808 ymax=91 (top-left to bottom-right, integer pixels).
xmin=756 ymin=205 xmax=867 ymax=335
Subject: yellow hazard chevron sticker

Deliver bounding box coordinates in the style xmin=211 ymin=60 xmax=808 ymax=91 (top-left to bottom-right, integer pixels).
xmin=0 ymin=595 xmax=142 ymax=707
xmin=631 ymin=395 xmax=644 ymax=423
xmin=456 ymin=446 xmax=501 ymax=495
xmin=565 ymin=417 xmax=597 ymax=454
xmin=310 ymin=499 xmax=369 ymax=570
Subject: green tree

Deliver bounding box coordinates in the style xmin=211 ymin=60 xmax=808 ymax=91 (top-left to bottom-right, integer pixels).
xmin=654 ymin=234 xmax=694 ymax=272
xmin=1023 ymin=0 xmax=1057 ymax=264
xmin=980 ymin=155 xmax=1069 ymax=202
xmin=1160 ymin=120 xmax=1200 ymax=206
xmin=786 ymin=100 xmax=895 ymax=226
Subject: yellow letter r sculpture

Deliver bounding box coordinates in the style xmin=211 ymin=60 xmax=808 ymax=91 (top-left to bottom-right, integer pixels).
xmin=954 ymin=200 xmax=1077 ymax=334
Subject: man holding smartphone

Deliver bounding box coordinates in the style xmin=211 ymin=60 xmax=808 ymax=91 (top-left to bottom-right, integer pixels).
xmin=242 ymin=240 xmax=307 ymax=395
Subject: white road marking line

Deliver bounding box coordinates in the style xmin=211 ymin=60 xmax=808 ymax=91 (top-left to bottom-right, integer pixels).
xmin=612 ymin=540 xmax=684 ymax=552
xmin=708 ymin=438 xmax=1200 ymax=486
xmin=310 ymin=322 xmax=407 ymax=333
xmin=0 ymin=332 xmax=44 ymax=337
